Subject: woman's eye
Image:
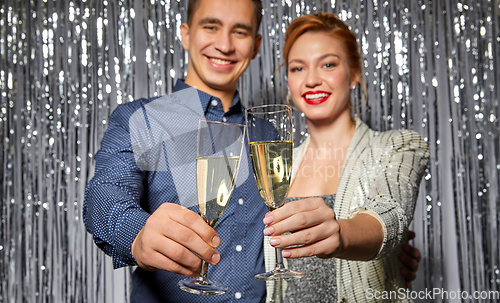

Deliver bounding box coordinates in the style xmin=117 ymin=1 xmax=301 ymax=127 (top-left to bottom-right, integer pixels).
xmin=290 ymin=67 xmax=303 ymax=72
xmin=324 ymin=63 xmax=336 ymax=68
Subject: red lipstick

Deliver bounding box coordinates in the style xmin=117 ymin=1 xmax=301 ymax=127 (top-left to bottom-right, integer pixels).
xmin=302 ymin=91 xmax=331 ymax=105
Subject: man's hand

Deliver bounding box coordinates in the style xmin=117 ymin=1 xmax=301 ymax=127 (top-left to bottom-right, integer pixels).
xmin=131 ymin=203 xmax=221 ymax=277
xmin=399 ymin=230 xmax=421 ymax=288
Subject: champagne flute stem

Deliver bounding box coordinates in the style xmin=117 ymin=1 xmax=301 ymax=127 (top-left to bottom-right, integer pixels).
xmin=274 ymin=247 xmax=285 ymax=271
xmin=200 ymin=260 xmax=209 ymax=283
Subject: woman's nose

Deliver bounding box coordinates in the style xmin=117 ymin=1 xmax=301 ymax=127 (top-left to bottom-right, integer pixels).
xmin=305 ymin=69 xmax=322 ymax=87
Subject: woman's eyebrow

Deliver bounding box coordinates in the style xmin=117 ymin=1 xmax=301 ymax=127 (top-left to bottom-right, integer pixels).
xmin=288 ymin=53 xmax=340 ymax=64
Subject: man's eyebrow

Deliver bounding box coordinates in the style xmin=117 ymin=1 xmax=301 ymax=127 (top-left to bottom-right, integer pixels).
xmin=198 ymin=18 xmax=223 ymax=26
xmin=198 ymin=18 xmax=253 ymax=33
xmin=233 ymin=23 xmax=253 ymax=32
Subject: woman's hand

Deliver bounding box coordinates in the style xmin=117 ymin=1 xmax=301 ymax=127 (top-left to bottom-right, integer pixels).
xmin=263 ymin=197 xmax=384 ymax=261
xmin=263 ymin=197 xmax=342 ymax=259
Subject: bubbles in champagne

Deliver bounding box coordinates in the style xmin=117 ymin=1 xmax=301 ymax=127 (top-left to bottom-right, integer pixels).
xmin=197 ymin=156 xmax=240 ymax=227
xmin=249 ymin=141 xmax=293 ymax=210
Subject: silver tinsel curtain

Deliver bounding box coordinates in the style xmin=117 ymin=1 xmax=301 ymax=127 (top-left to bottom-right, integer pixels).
xmin=0 ymin=0 xmax=499 ymax=302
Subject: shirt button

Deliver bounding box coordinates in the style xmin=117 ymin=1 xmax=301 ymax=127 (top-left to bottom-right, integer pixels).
xmin=222 ymin=117 xmax=227 ymax=122
xmin=235 ymin=292 xmax=242 ymax=299
xmin=238 ymin=198 xmax=244 ymax=205
xmin=236 ymin=245 xmax=242 ymax=252
xmin=211 ymin=100 xmax=218 ymax=107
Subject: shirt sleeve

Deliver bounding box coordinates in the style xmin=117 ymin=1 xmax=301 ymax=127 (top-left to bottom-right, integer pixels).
xmin=349 ymin=129 xmax=430 ymax=259
xmin=83 ymin=103 xmax=150 ymax=269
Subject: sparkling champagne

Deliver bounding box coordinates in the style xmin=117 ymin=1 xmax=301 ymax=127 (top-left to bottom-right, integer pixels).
xmin=197 ymin=156 xmax=240 ymax=227
xmin=249 ymin=141 xmax=293 ymax=211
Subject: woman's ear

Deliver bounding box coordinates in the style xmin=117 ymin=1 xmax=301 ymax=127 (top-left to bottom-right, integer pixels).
xmin=350 ymin=69 xmax=361 ymax=89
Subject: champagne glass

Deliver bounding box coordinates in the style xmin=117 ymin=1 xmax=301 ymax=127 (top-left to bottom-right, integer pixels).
xmin=178 ymin=120 xmax=245 ymax=295
xmin=246 ymin=104 xmax=304 ymax=281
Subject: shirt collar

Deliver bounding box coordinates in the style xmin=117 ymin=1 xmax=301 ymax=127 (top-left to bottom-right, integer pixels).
xmin=173 ymin=79 xmax=243 ymax=114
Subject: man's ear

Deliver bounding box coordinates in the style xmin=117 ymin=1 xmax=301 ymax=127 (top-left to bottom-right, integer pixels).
xmin=180 ymin=23 xmax=190 ymax=50
xmin=252 ymin=34 xmax=262 ymax=59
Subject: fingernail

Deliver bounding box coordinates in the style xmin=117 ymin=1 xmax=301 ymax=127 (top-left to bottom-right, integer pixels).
xmin=282 ymin=251 xmax=291 ymax=258
xmin=211 ymin=253 xmax=220 ymax=264
xmin=263 ymin=216 xmax=273 ymax=225
xmin=269 ymin=238 xmax=280 ymax=246
xmin=263 ymin=226 xmax=274 ymax=236
xmin=211 ymin=235 xmax=220 ymax=247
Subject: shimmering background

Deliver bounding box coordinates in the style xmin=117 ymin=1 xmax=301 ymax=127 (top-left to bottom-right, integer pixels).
xmin=0 ymin=0 xmax=499 ymax=302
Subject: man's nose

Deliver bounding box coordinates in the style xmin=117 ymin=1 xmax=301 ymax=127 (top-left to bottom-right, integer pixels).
xmin=214 ymin=32 xmax=235 ymax=54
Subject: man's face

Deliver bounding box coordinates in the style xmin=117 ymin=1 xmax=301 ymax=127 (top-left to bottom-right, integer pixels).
xmin=181 ymin=0 xmax=262 ymax=95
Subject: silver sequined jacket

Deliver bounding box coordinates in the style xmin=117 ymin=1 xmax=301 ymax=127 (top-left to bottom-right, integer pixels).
xmin=264 ymin=117 xmax=430 ymax=302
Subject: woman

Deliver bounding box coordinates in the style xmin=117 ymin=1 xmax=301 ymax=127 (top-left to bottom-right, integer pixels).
xmin=263 ymin=13 xmax=430 ymax=302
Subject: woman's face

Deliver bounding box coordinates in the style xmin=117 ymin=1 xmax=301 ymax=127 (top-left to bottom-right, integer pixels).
xmin=287 ymin=31 xmax=357 ymax=124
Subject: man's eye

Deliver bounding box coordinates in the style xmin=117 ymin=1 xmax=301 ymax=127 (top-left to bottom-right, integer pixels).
xmin=234 ymin=31 xmax=248 ymax=36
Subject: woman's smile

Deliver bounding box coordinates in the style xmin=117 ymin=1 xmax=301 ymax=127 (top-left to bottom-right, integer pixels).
xmin=302 ymin=90 xmax=331 ymax=105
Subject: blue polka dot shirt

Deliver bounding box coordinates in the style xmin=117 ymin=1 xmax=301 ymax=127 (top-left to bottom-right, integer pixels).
xmin=83 ymin=80 xmax=267 ymax=302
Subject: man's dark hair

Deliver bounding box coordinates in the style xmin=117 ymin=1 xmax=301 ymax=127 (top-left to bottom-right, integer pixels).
xmin=187 ymin=0 xmax=263 ymax=34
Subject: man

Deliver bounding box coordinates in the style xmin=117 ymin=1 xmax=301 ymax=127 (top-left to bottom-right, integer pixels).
xmin=84 ymin=0 xmax=265 ymax=301
xmin=83 ymin=0 xmax=420 ymax=302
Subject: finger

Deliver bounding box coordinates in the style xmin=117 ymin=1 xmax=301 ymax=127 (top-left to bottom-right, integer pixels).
xmin=148 ymin=204 xmax=221 ymax=266
xmin=147 ymin=249 xmax=201 ymax=277
xmin=269 ymin=197 xmax=325 ymax=224
xmin=399 ymin=248 xmax=419 ymax=271
xmin=280 ymin=237 xmax=339 ymax=259
xmin=402 ymin=243 xmax=421 ymax=262
xmin=133 ymin=232 xmax=202 ymax=276
xmin=270 ymin=222 xmax=339 ymax=249
xmin=264 ymin=212 xmax=323 ymax=237
xmin=408 ymin=230 xmax=416 ymax=241
xmin=400 ymin=266 xmax=416 ymax=283
xmin=162 ymin=222 xmax=221 ymax=266
xmin=167 ymin=205 xmax=221 ymax=248
xmin=266 ymin=207 xmax=335 ymax=237
xmin=139 ymin=232 xmax=204 ymax=273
